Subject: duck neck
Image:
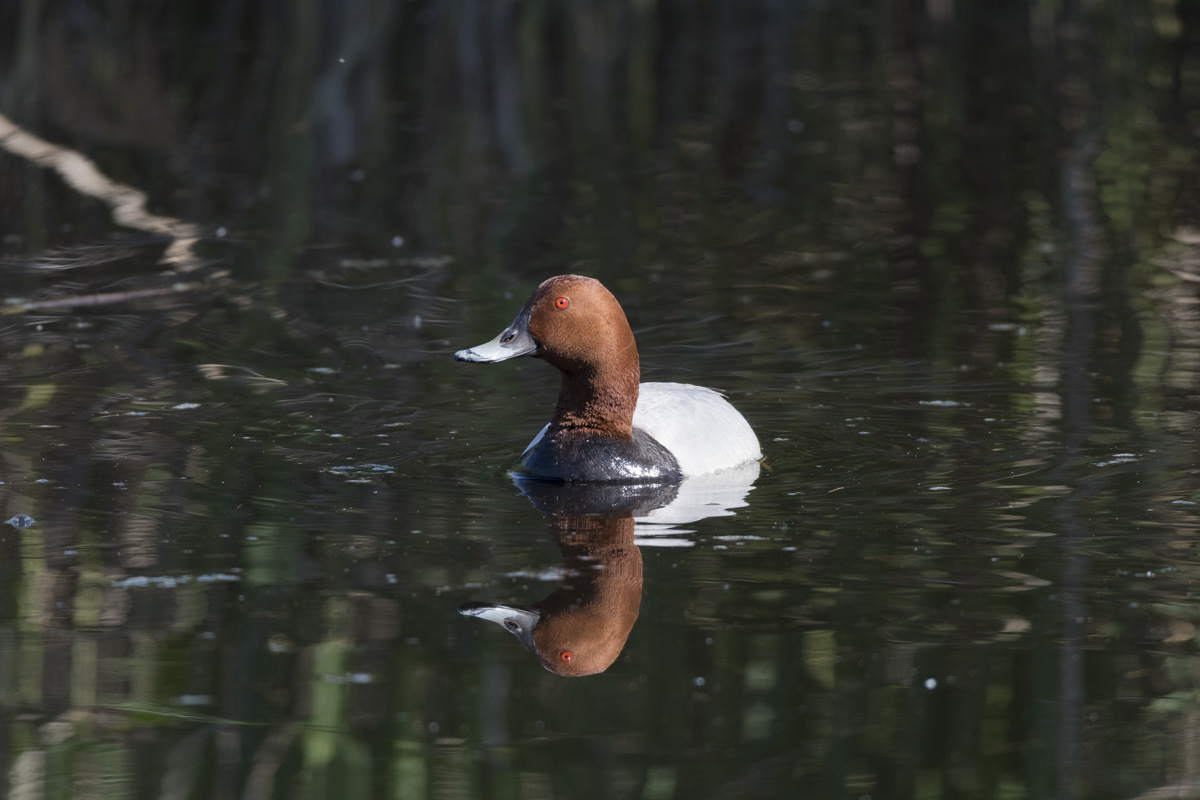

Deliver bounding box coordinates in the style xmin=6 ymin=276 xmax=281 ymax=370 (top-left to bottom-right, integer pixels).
xmin=549 ymin=361 xmax=640 ymax=441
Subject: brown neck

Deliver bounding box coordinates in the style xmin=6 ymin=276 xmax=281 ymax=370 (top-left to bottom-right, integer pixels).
xmin=548 ymin=353 xmax=640 ymax=440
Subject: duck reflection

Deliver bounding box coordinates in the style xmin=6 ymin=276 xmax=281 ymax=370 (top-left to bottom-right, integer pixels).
xmin=460 ymin=466 xmax=758 ymax=676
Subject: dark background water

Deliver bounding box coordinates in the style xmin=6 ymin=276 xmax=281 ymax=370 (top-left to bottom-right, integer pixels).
xmin=3 ymin=1 xmax=1200 ymax=798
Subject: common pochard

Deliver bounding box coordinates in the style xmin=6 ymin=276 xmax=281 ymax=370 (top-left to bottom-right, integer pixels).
xmin=455 ymin=275 xmax=761 ymax=482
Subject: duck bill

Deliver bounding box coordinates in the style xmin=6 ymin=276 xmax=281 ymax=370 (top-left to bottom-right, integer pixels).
xmin=454 ymin=307 xmax=537 ymax=363
xmin=458 ymin=602 xmax=541 ymax=653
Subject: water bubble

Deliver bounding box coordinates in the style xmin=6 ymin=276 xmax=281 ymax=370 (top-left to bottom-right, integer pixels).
xmin=6 ymin=514 xmax=34 ymax=529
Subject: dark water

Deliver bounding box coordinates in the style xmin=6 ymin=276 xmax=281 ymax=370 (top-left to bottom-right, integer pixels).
xmin=3 ymin=2 xmax=1200 ymax=798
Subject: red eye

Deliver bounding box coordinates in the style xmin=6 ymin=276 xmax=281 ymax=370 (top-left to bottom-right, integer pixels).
xmin=559 ymin=650 xmax=574 ymax=662
xmin=554 ymin=297 xmax=570 ymax=310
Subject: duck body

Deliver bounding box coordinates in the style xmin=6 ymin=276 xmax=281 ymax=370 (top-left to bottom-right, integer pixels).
xmin=520 ymin=382 xmax=759 ymax=480
xmin=516 ymin=423 xmax=681 ymax=482
xmin=455 ymin=275 xmax=761 ymax=483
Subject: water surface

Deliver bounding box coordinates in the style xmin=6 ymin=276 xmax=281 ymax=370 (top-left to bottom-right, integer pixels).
xmin=2 ymin=2 xmax=1200 ymax=798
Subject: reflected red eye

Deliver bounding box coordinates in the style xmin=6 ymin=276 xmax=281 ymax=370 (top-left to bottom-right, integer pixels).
xmin=555 ymin=297 xmax=570 ymax=309
xmin=559 ymin=650 xmax=574 ymax=662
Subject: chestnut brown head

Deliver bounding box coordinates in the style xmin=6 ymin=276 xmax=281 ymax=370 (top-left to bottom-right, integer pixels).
xmin=454 ymin=275 xmax=638 ymax=376
xmin=522 ymin=275 xmax=638 ymax=375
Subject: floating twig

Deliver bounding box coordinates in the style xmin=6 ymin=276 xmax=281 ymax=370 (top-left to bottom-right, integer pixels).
xmin=3 ymin=284 xmax=199 ymax=313
xmin=0 ymin=112 xmax=202 ymax=270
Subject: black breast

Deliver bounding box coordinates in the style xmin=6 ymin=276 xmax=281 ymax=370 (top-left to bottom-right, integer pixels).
xmin=512 ymin=429 xmax=682 ymax=483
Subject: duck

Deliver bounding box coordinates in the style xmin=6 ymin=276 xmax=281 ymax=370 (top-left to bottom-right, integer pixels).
xmin=454 ymin=274 xmax=761 ymax=482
